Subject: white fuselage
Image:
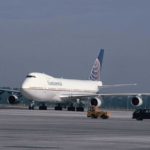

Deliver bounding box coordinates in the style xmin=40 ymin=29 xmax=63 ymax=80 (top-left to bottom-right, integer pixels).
xmin=21 ymin=72 xmax=102 ymax=102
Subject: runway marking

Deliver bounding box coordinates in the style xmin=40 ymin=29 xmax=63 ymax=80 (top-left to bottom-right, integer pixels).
xmin=4 ymin=146 xmax=60 ymax=149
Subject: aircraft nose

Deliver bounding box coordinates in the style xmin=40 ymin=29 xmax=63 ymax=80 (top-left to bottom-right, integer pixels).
xmin=21 ymin=80 xmax=31 ymax=99
xmin=21 ymin=79 xmax=31 ymax=95
xmin=21 ymin=80 xmax=29 ymax=89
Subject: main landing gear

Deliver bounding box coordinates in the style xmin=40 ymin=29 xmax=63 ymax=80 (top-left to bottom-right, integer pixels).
xmin=54 ymin=104 xmax=62 ymax=110
xmin=67 ymin=104 xmax=76 ymax=111
xmin=76 ymin=106 xmax=84 ymax=112
xmin=54 ymin=103 xmax=84 ymax=112
xmin=67 ymin=103 xmax=84 ymax=112
xmin=39 ymin=103 xmax=47 ymax=110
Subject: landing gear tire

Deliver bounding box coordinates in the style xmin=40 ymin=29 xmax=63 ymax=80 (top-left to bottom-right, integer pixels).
xmin=67 ymin=106 xmax=75 ymax=111
xmin=39 ymin=104 xmax=47 ymax=110
xmin=55 ymin=106 xmax=62 ymax=111
xmin=76 ymin=107 xmax=84 ymax=112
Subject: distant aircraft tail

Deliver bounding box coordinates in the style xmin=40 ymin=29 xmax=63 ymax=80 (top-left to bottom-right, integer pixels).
xmin=89 ymin=49 xmax=104 ymax=81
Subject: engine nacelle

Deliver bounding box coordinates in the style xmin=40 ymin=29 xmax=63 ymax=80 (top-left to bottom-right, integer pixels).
xmin=8 ymin=95 xmax=19 ymax=104
xmin=90 ymin=97 xmax=102 ymax=107
xmin=131 ymin=96 xmax=143 ymax=107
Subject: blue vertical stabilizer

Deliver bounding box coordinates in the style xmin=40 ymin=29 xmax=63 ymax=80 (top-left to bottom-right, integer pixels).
xmin=89 ymin=49 xmax=104 ymax=81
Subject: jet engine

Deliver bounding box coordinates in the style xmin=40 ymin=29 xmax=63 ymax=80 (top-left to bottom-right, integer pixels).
xmin=90 ymin=97 xmax=102 ymax=107
xmin=131 ymin=96 xmax=143 ymax=107
xmin=8 ymin=95 xmax=19 ymax=104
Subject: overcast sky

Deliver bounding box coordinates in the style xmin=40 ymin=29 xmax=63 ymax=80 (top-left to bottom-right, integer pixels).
xmin=0 ymin=0 xmax=150 ymax=92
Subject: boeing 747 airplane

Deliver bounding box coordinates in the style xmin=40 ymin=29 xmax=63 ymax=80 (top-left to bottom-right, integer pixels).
xmin=20 ymin=49 xmax=104 ymax=110
xmin=0 ymin=49 xmax=144 ymax=110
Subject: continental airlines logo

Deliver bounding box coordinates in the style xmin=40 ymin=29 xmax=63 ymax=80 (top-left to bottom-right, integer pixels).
xmin=89 ymin=58 xmax=100 ymax=81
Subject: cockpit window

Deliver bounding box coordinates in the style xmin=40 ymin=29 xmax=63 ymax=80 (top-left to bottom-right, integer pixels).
xmin=26 ymin=75 xmax=36 ymax=78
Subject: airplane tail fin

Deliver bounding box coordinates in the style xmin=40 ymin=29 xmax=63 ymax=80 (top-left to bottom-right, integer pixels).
xmin=89 ymin=49 xmax=104 ymax=81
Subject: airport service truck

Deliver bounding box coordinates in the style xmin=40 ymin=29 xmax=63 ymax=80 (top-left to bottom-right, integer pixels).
xmin=87 ymin=106 xmax=111 ymax=119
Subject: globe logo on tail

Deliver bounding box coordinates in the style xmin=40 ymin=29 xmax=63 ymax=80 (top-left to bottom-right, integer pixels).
xmin=89 ymin=49 xmax=104 ymax=81
xmin=89 ymin=58 xmax=101 ymax=81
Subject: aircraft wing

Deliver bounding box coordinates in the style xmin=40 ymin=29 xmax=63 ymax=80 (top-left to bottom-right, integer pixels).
xmin=99 ymin=93 xmax=150 ymax=96
xmin=60 ymin=92 xmax=150 ymax=100
xmin=60 ymin=94 xmax=100 ymax=100
xmin=59 ymin=83 xmax=139 ymax=99
xmin=0 ymin=88 xmax=20 ymax=93
xmin=100 ymin=83 xmax=137 ymax=89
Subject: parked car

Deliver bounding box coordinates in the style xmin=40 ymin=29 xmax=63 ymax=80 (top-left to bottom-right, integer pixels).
xmin=132 ymin=109 xmax=150 ymax=120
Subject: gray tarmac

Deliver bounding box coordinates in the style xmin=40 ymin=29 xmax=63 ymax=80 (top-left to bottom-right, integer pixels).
xmin=0 ymin=109 xmax=150 ymax=150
